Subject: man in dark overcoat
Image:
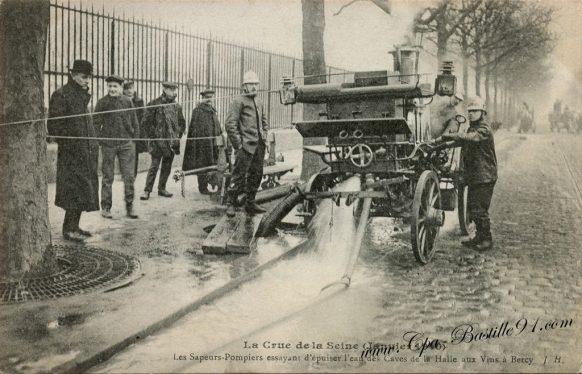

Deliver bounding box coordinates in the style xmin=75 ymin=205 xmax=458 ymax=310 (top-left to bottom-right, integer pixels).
xmin=140 ymin=81 xmax=186 ymax=200
xmin=182 ymin=89 xmax=222 ymax=194
xmin=224 ymin=71 xmax=269 ymax=217
xmin=123 ymin=81 xmax=146 ymax=176
xmin=47 ymin=60 xmax=99 ymax=242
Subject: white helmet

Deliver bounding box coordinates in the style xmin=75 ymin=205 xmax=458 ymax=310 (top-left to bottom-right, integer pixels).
xmin=242 ymin=70 xmax=260 ymax=85
xmin=467 ymin=96 xmax=486 ymax=112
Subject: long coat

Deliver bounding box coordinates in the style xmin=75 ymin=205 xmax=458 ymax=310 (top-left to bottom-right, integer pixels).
xmin=142 ymin=93 xmax=186 ymax=158
xmin=225 ymin=95 xmax=269 ymax=154
xmin=131 ymin=94 xmax=148 ymax=153
xmin=48 ymin=79 xmax=100 ymax=212
xmin=182 ymin=102 xmax=221 ymax=171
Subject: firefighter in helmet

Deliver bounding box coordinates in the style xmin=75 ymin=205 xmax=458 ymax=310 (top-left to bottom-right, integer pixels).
xmin=224 ymin=71 xmax=270 ymax=217
xmin=439 ymin=96 xmax=498 ymax=251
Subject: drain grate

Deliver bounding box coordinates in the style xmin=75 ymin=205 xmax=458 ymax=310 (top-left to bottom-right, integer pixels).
xmin=0 ymin=245 xmax=140 ymax=303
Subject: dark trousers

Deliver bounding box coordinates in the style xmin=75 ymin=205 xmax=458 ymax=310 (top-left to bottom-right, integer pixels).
xmin=468 ymin=182 xmax=496 ymax=241
xmin=198 ymin=173 xmax=209 ymax=193
xmin=63 ymin=209 xmax=82 ymax=233
xmin=101 ymin=142 xmax=135 ymax=209
xmin=134 ymin=150 xmax=139 ymax=177
xmin=227 ymin=143 xmax=265 ymax=204
xmin=144 ymin=152 xmax=174 ymax=192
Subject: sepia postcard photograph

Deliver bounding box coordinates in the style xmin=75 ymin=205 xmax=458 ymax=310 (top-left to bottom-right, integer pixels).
xmin=0 ymin=0 xmax=581 ymax=372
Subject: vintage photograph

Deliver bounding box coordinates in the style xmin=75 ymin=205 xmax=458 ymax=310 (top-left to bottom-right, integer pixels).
xmin=0 ymin=0 xmax=581 ymax=372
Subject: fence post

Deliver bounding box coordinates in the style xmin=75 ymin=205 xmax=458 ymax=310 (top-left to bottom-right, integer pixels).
xmin=164 ymin=31 xmax=169 ymax=81
xmin=267 ymin=54 xmax=272 ymax=124
xmin=290 ymin=59 xmax=295 ymax=124
xmin=240 ymin=48 xmax=245 ymax=85
xmin=206 ymin=40 xmax=212 ymax=88
xmin=110 ymin=19 xmax=115 ymax=74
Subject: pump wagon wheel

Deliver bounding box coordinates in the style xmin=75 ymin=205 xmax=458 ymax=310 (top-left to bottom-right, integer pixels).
xmin=457 ymin=184 xmax=475 ymax=235
xmin=411 ymin=171 xmax=443 ymax=264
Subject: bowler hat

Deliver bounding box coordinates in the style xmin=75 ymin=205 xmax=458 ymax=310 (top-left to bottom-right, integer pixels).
xmin=70 ymin=60 xmax=93 ymax=75
xmin=200 ymin=88 xmax=215 ymax=97
xmin=123 ymin=80 xmax=135 ymax=89
xmin=162 ymin=81 xmax=179 ymax=89
xmin=105 ymin=75 xmax=125 ymax=84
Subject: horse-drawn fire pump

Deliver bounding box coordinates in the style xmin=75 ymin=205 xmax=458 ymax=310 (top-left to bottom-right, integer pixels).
xmin=256 ymin=47 xmax=472 ymax=265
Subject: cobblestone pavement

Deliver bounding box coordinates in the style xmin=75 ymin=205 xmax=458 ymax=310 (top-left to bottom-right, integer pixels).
xmin=95 ymin=131 xmax=582 ymax=373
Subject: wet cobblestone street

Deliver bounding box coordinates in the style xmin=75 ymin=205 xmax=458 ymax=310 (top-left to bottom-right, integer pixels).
xmin=94 ymin=131 xmax=582 ymax=373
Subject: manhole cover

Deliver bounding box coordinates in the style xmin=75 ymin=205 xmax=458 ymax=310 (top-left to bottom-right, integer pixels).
xmin=0 ymin=245 xmax=140 ymax=304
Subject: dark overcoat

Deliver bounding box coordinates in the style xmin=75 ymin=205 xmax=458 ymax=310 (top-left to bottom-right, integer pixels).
xmin=132 ymin=94 xmax=148 ymax=153
xmin=142 ymin=93 xmax=186 ymax=158
xmin=182 ymin=102 xmax=222 ymax=171
xmin=48 ymin=79 xmax=100 ymax=212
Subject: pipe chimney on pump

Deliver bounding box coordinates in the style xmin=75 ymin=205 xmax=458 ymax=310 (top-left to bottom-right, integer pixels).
xmin=389 ymin=45 xmax=420 ymax=84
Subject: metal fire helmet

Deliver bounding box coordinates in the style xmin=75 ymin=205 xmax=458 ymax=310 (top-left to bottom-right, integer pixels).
xmin=467 ymin=96 xmax=486 ymax=113
xmin=242 ymin=70 xmax=260 ymax=85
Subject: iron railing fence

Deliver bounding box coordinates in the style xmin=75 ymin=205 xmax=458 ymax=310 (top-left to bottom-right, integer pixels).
xmin=45 ymin=0 xmax=351 ymax=129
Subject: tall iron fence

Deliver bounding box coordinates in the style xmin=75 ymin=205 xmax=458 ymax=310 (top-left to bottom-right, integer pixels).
xmin=45 ymin=0 xmax=350 ymax=129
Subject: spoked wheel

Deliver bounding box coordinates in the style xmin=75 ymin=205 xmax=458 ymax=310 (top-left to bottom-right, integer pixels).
xmin=411 ymin=171 xmax=444 ymax=264
xmin=457 ymin=184 xmax=475 ymax=235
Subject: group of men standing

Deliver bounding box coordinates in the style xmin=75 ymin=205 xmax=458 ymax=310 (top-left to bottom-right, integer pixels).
xmin=48 ymin=59 xmax=269 ymax=242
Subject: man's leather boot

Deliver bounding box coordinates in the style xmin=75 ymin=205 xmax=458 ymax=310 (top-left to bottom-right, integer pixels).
xmin=140 ymin=191 xmax=150 ymax=200
xmin=158 ymin=189 xmax=173 ymax=198
xmin=474 ymin=238 xmax=493 ymax=251
xmin=245 ymin=201 xmax=267 ymax=215
xmin=76 ymin=228 xmax=92 ymax=237
xmin=226 ymin=204 xmax=236 ymax=217
xmin=461 ymin=236 xmax=480 ymax=247
xmin=63 ymin=231 xmax=86 ymax=243
xmin=101 ymin=208 xmax=113 ymax=219
xmin=126 ymin=204 xmax=139 ymax=219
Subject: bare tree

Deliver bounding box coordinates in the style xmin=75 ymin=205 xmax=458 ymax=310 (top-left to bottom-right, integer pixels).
xmin=0 ymin=0 xmax=56 ymax=280
xmin=414 ymin=0 xmax=477 ymax=67
xmin=449 ymin=0 xmax=554 ymax=119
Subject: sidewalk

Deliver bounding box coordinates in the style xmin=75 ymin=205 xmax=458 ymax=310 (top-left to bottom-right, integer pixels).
xmin=0 ymin=149 xmax=303 ymax=373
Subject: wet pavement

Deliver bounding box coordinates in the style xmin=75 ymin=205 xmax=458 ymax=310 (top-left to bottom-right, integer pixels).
xmin=93 ymin=131 xmax=582 ymax=373
xmin=0 ymin=151 xmax=302 ymax=373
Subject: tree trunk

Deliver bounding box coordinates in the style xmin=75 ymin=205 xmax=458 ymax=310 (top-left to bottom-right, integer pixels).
xmin=493 ymin=74 xmax=498 ymax=121
xmin=436 ymin=13 xmax=448 ymax=68
xmin=0 ymin=0 xmax=55 ymax=281
xmin=474 ymin=51 xmax=481 ymax=97
xmin=461 ymin=36 xmax=469 ymax=96
xmin=300 ymin=0 xmax=328 ymax=181
xmin=484 ymin=68 xmax=491 ymax=118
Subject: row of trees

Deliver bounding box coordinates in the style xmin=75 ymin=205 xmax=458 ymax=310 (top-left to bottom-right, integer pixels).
xmin=414 ymin=0 xmax=556 ymax=122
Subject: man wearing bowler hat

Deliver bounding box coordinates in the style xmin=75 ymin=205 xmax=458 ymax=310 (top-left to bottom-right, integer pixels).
xmin=140 ymin=81 xmax=186 ymax=200
xmin=182 ymin=88 xmax=222 ymax=194
xmin=94 ymin=75 xmax=139 ymax=219
xmin=47 ymin=60 xmax=99 ymax=242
